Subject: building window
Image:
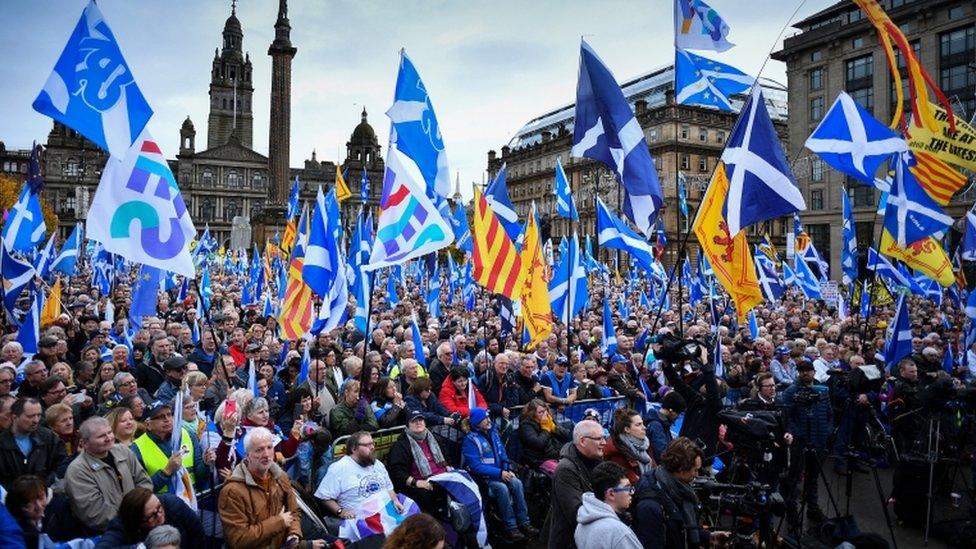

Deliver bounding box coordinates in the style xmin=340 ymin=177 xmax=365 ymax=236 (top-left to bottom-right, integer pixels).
xmin=227 ymin=170 xmax=240 ymax=187
xmin=848 ymin=183 xmax=875 ymax=208
xmin=200 ymin=199 xmax=214 ymax=221
xmin=202 ymin=170 xmax=213 ymax=186
xmin=226 ymin=200 xmax=239 ymax=221
xmin=811 ymin=158 xmax=824 ymax=182
xmin=809 ymin=68 xmax=824 ymax=91
xmin=649 ymin=128 xmax=659 ymax=141
xmin=849 ymin=87 xmax=874 ymax=112
xmin=252 ymin=173 xmax=264 ymax=188
xmin=846 ymin=54 xmax=874 ymax=112
xmin=810 ymin=96 xmax=825 ymax=121
xmin=948 ymin=6 xmax=963 ymax=20
xmin=65 ymin=158 xmax=79 ymax=177
xmin=940 ymin=26 xmax=976 ymax=117
xmin=811 ymin=189 xmax=824 ymax=210
xmin=811 ymin=50 xmax=822 ymax=62
xmin=698 ymin=128 xmax=708 ymax=142
xmin=854 ymin=221 xmax=874 ymax=249
xmin=848 ymin=9 xmax=864 ymax=23
xmin=698 ymin=157 xmax=708 ymax=172
xmin=716 ymin=130 xmax=725 ymax=144
xmin=65 ymin=195 xmax=77 ymax=214
xmin=852 ymin=37 xmax=864 ymax=49
xmin=681 ymin=155 xmax=690 ymax=170
xmin=680 ymin=125 xmax=689 ymax=139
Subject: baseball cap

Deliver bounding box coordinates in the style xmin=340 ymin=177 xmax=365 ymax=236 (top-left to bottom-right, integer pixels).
xmin=610 ymin=353 xmax=628 ymax=364
xmin=775 ymin=345 xmax=790 ymax=355
xmin=146 ymin=400 xmax=173 ymax=419
xmin=163 ymin=356 xmax=189 ymax=371
xmin=407 ymin=409 xmax=426 ymax=423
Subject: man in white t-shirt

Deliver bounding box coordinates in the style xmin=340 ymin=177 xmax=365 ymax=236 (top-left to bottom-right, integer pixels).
xmin=315 ymin=431 xmax=404 ymax=519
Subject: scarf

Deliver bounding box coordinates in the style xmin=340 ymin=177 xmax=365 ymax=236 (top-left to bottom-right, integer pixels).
xmin=539 ymin=414 xmax=556 ymax=433
xmin=406 ymin=429 xmax=446 ymax=479
xmin=654 ymin=467 xmax=701 ymax=545
xmin=619 ymin=433 xmax=652 ymax=472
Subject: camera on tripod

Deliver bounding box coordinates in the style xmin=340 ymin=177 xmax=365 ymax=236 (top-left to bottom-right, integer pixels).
xmin=692 ymin=478 xmax=787 ymax=518
xmin=655 ymin=333 xmax=711 ymax=365
xmin=790 ymin=386 xmax=825 ymax=406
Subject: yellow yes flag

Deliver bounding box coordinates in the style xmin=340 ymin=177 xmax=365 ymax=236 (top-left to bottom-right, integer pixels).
xmin=907 ymin=104 xmax=976 ymax=173
xmin=335 ymin=165 xmax=352 ymax=203
xmin=878 ymin=229 xmax=954 ymax=287
xmin=693 ymin=163 xmax=762 ymax=322
xmin=40 ymin=279 xmax=61 ymax=327
xmin=519 ymin=204 xmax=552 ymax=349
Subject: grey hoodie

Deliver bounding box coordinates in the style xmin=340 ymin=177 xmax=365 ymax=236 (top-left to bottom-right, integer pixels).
xmin=573 ymin=492 xmax=643 ymax=549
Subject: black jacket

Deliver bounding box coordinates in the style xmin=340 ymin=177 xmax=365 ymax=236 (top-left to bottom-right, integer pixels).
xmin=517 ymin=419 xmax=568 ymax=468
xmin=663 ymin=362 xmax=722 ymax=462
xmin=404 ymin=393 xmax=452 ymax=425
xmin=0 ymin=427 xmax=68 ymax=489
xmin=548 ymin=443 xmax=599 ymax=549
xmin=478 ymin=371 xmax=523 ymax=416
xmin=632 ymin=468 xmax=708 ymax=549
xmin=387 ymin=431 xmax=453 ymax=492
xmin=427 ymin=359 xmax=450 ymax=397
xmin=133 ymin=360 xmax=166 ymax=397
xmin=95 ymin=494 xmax=205 ymax=549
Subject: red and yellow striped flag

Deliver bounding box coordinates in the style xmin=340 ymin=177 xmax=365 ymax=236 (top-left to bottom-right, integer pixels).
xmin=472 ymin=187 xmax=524 ymax=299
xmin=280 ymin=219 xmax=298 ymax=257
xmin=909 ymin=151 xmax=967 ymax=206
xmin=279 ymin=218 xmax=314 ymax=340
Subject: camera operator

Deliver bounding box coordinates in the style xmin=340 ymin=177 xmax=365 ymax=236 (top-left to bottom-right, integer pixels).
xmin=781 ymin=359 xmax=832 ymax=523
xmin=734 ymin=373 xmax=792 ymax=491
xmin=829 ymin=354 xmax=881 ymax=474
xmin=886 ymin=359 xmax=922 ymax=456
xmin=631 ymin=437 xmax=729 ymax=548
xmin=656 ymin=338 xmax=722 ymax=465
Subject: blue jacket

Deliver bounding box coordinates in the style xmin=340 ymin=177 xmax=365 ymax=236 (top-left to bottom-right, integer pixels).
xmin=462 ymin=427 xmax=511 ymax=481
xmin=644 ymin=412 xmax=673 ymax=462
xmin=781 ymin=381 xmax=832 ymax=449
xmin=404 ymin=393 xmax=452 ymax=425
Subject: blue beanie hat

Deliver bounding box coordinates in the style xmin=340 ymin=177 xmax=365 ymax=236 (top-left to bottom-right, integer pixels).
xmin=470 ymin=407 xmax=489 ymax=428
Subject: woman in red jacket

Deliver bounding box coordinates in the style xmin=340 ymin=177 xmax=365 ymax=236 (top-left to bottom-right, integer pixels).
xmin=438 ymin=366 xmax=486 ymax=420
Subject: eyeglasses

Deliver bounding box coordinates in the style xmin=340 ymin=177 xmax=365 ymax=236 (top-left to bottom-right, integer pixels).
xmin=611 ymin=485 xmax=635 ymax=494
xmin=760 ymin=384 xmax=776 ymax=389
xmin=142 ymin=502 xmax=163 ymax=523
xmin=582 ymin=435 xmax=605 ymax=443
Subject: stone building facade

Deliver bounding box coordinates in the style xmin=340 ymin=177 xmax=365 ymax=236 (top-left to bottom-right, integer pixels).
xmin=771 ymin=0 xmax=975 ymax=278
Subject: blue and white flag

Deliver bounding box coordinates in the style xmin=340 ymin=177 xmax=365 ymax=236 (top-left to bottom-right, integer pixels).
xmin=962 ymin=206 xmax=976 ymax=261
xmin=550 ymin=233 xmax=589 ymax=323
xmin=484 ymin=165 xmax=521 ymax=244
xmin=596 ymin=198 xmax=656 ymax=273
xmin=129 ymin=263 xmax=161 ymax=331
xmin=499 ymin=297 xmax=516 ymax=337
xmin=602 ymin=297 xmax=617 ymax=356
xmin=674 ymin=48 xmax=752 ymax=111
xmin=747 ymin=310 xmax=759 ymax=339
xmin=883 ymin=154 xmax=952 ymax=247
xmin=360 ymin=168 xmax=370 ymax=203
xmin=16 ymin=285 xmax=41 ymax=360
xmin=286 ymin=177 xmax=300 ymax=221
xmin=305 ymin=188 xmax=342 ymax=298
xmin=573 ymin=40 xmax=663 ymax=237
xmin=32 ymin=1 xmax=153 ymax=158
xmin=386 ymin=51 xmax=451 ymax=199
xmin=428 ymin=471 xmax=488 ymax=546
xmin=866 ymin=247 xmax=910 ymax=290
xmin=554 ymin=157 xmax=579 ymax=220
xmin=87 ymin=131 xmax=197 ymax=276
xmin=722 ymin=87 xmax=804 ymax=236
xmin=410 ymin=312 xmax=426 ymax=366
xmin=2 ymin=145 xmax=47 ymax=253
xmin=677 ymin=172 xmax=690 ymax=219
xmin=353 ymin=268 xmax=371 ymax=335
xmin=885 ymin=294 xmax=912 ymax=371
xmin=451 ymin=203 xmax=472 ymax=254
xmin=311 ymin=248 xmax=349 ymax=336
xmin=33 ymin=234 xmax=57 ymax=282
xmin=426 ymin=261 xmax=441 ymax=320
xmin=754 ymin=252 xmax=785 ymax=303
xmin=51 ymin=223 xmax=82 ymax=276
xmin=841 ymin=190 xmax=859 ymax=285
xmin=168 ymin=389 xmax=198 ymax=510
xmin=674 ymin=0 xmax=734 ymax=52
xmin=805 ymin=91 xmax=907 ymax=185
xmin=794 ymin=257 xmax=823 ymax=300
xmin=2 ymin=242 xmax=35 ymax=318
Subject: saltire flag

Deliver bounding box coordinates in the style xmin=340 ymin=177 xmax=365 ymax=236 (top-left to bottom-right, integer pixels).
xmin=674 ymin=48 xmax=751 ymax=111
xmin=386 ymin=270 xmax=400 ymax=307
xmin=498 ymin=296 xmax=516 ymax=337
xmin=333 ymin=167 xmax=351 ymax=203
xmin=747 ymin=310 xmax=759 ymax=339
xmin=472 ymin=188 xmax=524 ymax=299
xmin=674 ymin=0 xmax=734 ymax=52
xmin=51 ymin=223 xmax=82 ymax=276
xmin=428 ymin=471 xmax=488 ymax=546
xmin=311 ymin=250 xmax=349 ymax=336
xmin=285 ymin=177 xmax=301 ymax=221
xmin=794 ymin=256 xmax=824 ymax=300
xmin=722 ymin=87 xmax=804 ymax=236
xmin=963 ymin=206 xmax=976 ymax=261
xmin=32 ymin=234 xmax=57 ymax=282
xmin=386 ymin=50 xmax=452 ymax=199
xmin=841 ymin=190 xmax=859 ymax=285
xmin=16 ymin=284 xmax=42 ymax=360
xmin=32 ymin=0 xmax=153 ymax=158
xmin=805 ymin=91 xmax=908 ymax=184
xmin=451 ymin=203 xmax=472 ymax=253
xmin=520 ymin=203 xmax=552 ymax=348
xmin=884 ymin=293 xmax=913 ymax=371
xmin=866 ymin=246 xmax=911 ymax=290
xmin=353 ymin=268 xmax=370 ymax=335
xmin=596 ymin=198 xmax=656 ymax=273
xmin=365 ymin=147 xmax=453 ymax=271
xmin=168 ymin=390 xmax=198 ymax=510
xmin=602 ymin=297 xmax=617 ymax=356
xmin=572 ymin=40 xmax=663 ymax=237
xmin=754 ymin=252 xmax=785 ymax=303
xmin=878 ymin=229 xmax=954 ymax=287
xmin=757 ymin=234 xmax=779 ymax=265
xmin=692 ymin=163 xmax=762 ymax=322
xmin=426 ymin=260 xmax=441 ymax=320
xmin=2 ymin=144 xmax=47 ymax=253
xmin=484 ymin=165 xmax=522 ymax=245
xmin=554 ymin=157 xmax=579 ymax=220
xmin=305 ymin=187 xmax=343 ymax=299
xmin=129 ymin=263 xmax=161 ymax=331
xmin=550 ymin=234 xmax=589 ymax=324
xmin=677 ymin=172 xmax=690 ymax=219
xmin=87 ymin=131 xmax=197 ymax=276
xmin=410 ymin=312 xmax=426 ymax=366
xmin=883 ymin=154 xmax=952 ymax=248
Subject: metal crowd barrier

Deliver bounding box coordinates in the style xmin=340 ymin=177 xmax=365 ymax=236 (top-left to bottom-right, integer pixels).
xmin=508 ymin=395 xmax=628 ymax=430
xmin=329 ymin=425 xmax=406 ymax=462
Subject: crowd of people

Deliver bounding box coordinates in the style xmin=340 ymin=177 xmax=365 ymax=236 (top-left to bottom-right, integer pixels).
xmin=0 ymin=246 xmax=969 ymax=549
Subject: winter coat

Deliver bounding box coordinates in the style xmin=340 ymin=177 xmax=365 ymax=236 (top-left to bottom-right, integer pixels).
xmin=662 ymin=362 xmax=722 ymax=461
xmin=781 ymin=381 xmax=832 ymax=449
xmin=404 ymin=393 xmax=452 ymax=425
xmin=438 ymin=377 xmax=487 ymax=419
xmin=603 ymin=437 xmax=652 ymax=485
xmin=477 ymin=371 xmax=522 ymax=418
xmin=64 ymin=444 xmax=153 ymax=531
xmin=0 ymin=426 xmax=68 ymax=490
xmin=218 ymin=461 xmax=302 ymax=549
xmin=329 ymin=400 xmax=378 ymax=437
xmin=95 ymin=493 xmax=204 ymax=549
xmin=548 ymin=443 xmax=600 ymax=549
xmin=517 ymin=418 xmax=567 ymax=468
xmin=461 ymin=426 xmax=511 ymax=481
xmin=574 ymin=492 xmax=642 ymax=549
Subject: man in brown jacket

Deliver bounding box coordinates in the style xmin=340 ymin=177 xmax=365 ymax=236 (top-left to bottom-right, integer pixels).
xmin=218 ymin=426 xmax=325 ymax=548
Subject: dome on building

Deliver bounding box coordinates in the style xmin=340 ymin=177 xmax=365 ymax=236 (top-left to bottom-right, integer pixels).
xmin=223 ymin=12 xmax=242 ymax=37
xmin=181 ymin=116 xmax=195 ymax=131
xmin=350 ymin=107 xmax=376 ymax=143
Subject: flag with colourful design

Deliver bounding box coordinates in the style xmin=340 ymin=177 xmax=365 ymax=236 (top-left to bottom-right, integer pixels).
xmin=86 ymin=131 xmax=196 ymax=276
xmin=366 ymin=147 xmax=453 ymax=271
xmin=338 ymin=493 xmax=420 ymax=542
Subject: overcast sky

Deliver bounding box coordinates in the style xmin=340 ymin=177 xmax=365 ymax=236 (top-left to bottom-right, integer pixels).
xmin=0 ymin=0 xmax=835 ymax=197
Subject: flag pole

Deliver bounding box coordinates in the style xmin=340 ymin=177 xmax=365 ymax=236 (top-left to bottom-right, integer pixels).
xmin=191 ymin=277 xmax=237 ymax=396
xmin=358 ymin=271 xmax=373 ymax=387
xmin=647 ymin=186 xmax=705 ymax=336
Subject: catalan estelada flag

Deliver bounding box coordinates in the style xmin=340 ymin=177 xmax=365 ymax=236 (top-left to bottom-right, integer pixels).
xmin=519 ymin=203 xmax=552 ymax=349
xmin=693 ymin=162 xmax=762 ymax=322
xmin=473 ymin=187 xmax=524 ymax=299
xmin=279 ymin=206 xmax=314 ymax=340
xmin=909 ymin=150 xmax=967 ymax=206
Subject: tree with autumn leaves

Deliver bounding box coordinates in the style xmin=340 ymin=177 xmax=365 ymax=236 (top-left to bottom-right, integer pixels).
xmin=0 ymin=173 xmax=58 ymax=238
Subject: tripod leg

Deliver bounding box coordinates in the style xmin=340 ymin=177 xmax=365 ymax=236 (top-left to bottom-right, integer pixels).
xmin=870 ymin=464 xmax=898 ymax=549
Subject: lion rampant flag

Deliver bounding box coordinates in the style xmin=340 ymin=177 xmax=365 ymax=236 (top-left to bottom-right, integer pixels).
xmin=40 ymin=278 xmax=61 ymax=327
xmin=693 ymin=163 xmax=762 ymax=322
xmin=335 ymin=165 xmax=352 ymax=203
xmin=472 ymin=187 xmax=524 ymax=299
xmin=878 ymin=229 xmax=954 ymax=287
xmin=519 ymin=203 xmax=552 ymax=349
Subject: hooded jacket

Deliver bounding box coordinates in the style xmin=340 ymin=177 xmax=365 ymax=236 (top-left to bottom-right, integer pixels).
xmin=574 ymin=492 xmax=642 ymax=549
xmin=548 ymin=443 xmax=600 ymax=549
xmin=218 ymin=460 xmax=302 ymax=549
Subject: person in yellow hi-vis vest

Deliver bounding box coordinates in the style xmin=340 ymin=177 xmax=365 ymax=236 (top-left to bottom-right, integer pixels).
xmin=130 ymin=400 xmax=216 ymax=493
